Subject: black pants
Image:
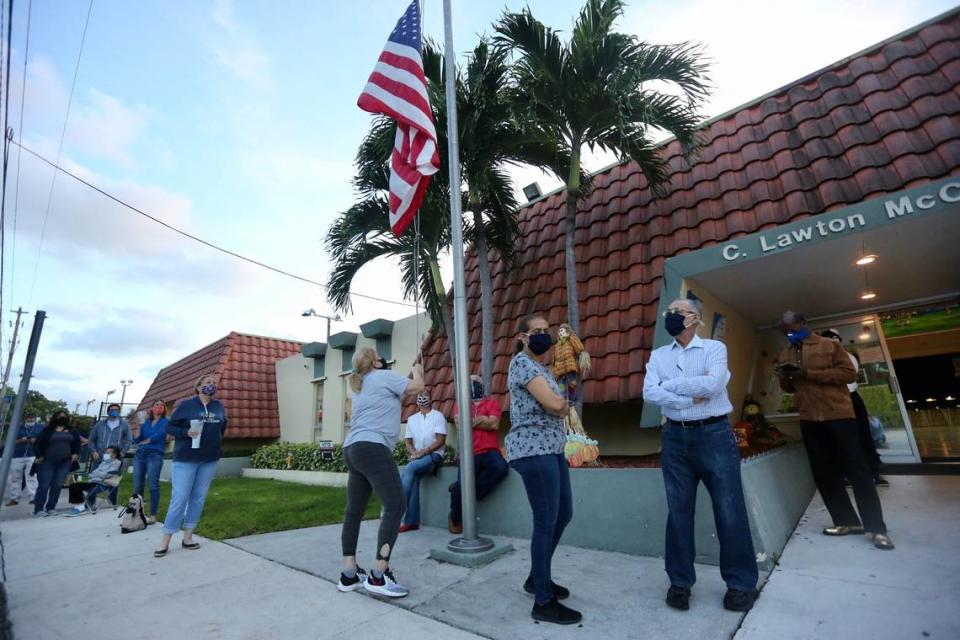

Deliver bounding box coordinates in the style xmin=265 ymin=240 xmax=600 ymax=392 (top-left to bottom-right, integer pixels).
xmin=801 ymin=419 xmax=887 ymax=534
xmin=341 ymin=442 xmax=405 ymax=561
xmin=850 ymin=391 xmax=881 ymax=478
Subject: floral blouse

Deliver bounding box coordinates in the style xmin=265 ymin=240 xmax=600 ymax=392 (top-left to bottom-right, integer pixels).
xmin=506 ymin=352 xmax=566 ymax=461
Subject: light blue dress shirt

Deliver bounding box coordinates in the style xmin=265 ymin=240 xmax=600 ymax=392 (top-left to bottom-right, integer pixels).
xmin=643 ymin=334 xmax=734 ymax=422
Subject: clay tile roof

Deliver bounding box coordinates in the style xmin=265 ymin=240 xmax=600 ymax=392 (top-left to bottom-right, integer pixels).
xmin=420 ymin=9 xmax=960 ymax=418
xmin=139 ymin=332 xmax=304 ymax=439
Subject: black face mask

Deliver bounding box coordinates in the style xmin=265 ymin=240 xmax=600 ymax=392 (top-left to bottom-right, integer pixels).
xmin=664 ymin=313 xmax=687 ymax=337
xmin=51 ymin=416 xmax=69 ymax=427
xmin=471 ymin=380 xmax=484 ymax=400
xmin=378 ymin=357 xmax=391 ymax=370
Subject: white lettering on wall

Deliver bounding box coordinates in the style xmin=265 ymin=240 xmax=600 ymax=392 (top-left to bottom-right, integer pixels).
xmin=722 ymin=244 xmax=741 ymax=261
xmin=885 ymin=196 xmax=913 ymax=218
xmin=941 ymin=182 xmax=960 ymax=203
xmin=916 ymin=195 xmax=936 ymax=210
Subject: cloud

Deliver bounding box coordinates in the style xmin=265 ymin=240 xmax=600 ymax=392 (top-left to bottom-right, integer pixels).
xmin=66 ymin=89 xmax=155 ymax=168
xmin=54 ymin=310 xmax=186 ymax=355
xmin=208 ymin=0 xmax=270 ymax=85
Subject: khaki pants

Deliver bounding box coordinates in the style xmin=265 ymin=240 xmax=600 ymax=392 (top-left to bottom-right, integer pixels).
xmin=7 ymin=456 xmax=38 ymax=501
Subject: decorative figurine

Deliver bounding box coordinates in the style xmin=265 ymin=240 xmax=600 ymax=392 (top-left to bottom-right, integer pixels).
xmin=552 ymin=323 xmax=599 ymax=466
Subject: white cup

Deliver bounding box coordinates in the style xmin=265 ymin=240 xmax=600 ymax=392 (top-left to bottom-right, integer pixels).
xmin=189 ymin=419 xmax=203 ymax=449
xmin=136 ymin=411 xmax=147 ymax=424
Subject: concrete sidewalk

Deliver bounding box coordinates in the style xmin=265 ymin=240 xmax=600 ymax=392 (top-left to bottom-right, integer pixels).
xmin=0 ymin=511 xmax=482 ymax=640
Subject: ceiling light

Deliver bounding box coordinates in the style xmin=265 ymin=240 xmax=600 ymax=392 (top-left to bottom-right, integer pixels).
xmin=925 ymin=397 xmax=936 ymax=402
xmin=906 ymin=399 xmax=917 ymax=404
xmin=855 ymin=254 xmax=878 ymax=266
xmin=861 ymin=291 xmax=877 ymax=300
xmin=859 ymin=333 xmax=870 ymax=341
xmin=946 ymin=396 xmax=956 ymax=402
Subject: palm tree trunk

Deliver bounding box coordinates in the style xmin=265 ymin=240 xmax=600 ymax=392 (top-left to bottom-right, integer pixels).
xmin=428 ymin=256 xmax=457 ymax=373
xmin=565 ymin=148 xmax=583 ymax=418
xmin=472 ymin=207 xmax=495 ymax=394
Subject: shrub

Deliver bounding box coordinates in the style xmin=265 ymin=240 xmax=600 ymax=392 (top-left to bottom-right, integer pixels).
xmin=250 ymin=441 xmax=456 ymax=472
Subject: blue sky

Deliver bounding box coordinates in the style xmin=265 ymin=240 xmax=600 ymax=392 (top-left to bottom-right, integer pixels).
xmin=1 ymin=0 xmax=954 ymax=412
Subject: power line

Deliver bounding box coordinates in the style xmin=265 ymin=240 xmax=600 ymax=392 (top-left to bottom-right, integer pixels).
xmin=12 ymin=141 xmax=417 ymax=309
xmin=26 ymin=0 xmax=93 ymax=309
xmin=8 ymin=0 xmax=30 ymax=319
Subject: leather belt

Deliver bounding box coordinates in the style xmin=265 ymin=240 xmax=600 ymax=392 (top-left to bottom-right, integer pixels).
xmin=666 ymin=415 xmax=727 ymax=428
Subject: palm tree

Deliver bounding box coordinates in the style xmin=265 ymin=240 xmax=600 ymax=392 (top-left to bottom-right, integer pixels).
xmin=494 ymin=0 xmax=711 ymax=336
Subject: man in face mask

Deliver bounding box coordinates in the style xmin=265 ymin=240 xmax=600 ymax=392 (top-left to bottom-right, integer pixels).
xmin=643 ymin=298 xmax=758 ymax=613
xmin=5 ymin=412 xmax=45 ymax=506
xmin=447 ymin=374 xmax=509 ymax=534
xmin=776 ymin=312 xmax=892 ymax=550
xmin=87 ymin=403 xmax=132 ymax=506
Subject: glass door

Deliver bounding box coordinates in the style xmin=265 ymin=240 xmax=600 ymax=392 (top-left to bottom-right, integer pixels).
xmin=812 ymin=316 xmax=920 ymax=463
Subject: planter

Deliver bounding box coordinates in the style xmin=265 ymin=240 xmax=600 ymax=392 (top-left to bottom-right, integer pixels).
xmin=241 ymin=468 xmax=349 ymax=488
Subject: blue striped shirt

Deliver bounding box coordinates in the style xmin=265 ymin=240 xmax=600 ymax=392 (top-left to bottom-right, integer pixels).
xmin=643 ymin=334 xmax=734 ymax=422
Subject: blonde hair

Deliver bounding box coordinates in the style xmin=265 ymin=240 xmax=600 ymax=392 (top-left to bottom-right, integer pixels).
xmin=349 ymin=347 xmax=378 ymax=393
xmin=194 ymin=373 xmax=216 ymax=394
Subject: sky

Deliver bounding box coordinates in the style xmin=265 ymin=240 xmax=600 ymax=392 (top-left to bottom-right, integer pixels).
xmin=0 ymin=0 xmax=954 ymax=413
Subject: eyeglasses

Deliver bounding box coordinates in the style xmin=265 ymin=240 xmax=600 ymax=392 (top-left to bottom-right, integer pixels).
xmin=664 ymin=308 xmax=697 ymax=317
xmin=526 ymin=328 xmax=551 ymax=335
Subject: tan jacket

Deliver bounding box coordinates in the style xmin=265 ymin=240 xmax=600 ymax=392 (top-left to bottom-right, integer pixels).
xmin=777 ymin=333 xmax=856 ymax=422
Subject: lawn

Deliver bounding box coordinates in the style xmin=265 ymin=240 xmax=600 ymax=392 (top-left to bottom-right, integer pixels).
xmin=114 ymin=475 xmax=381 ymax=540
xmin=881 ymin=309 xmax=960 ymax=338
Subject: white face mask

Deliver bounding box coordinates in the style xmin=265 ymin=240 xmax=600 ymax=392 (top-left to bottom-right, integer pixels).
xmin=103 ymin=454 xmax=113 ymax=461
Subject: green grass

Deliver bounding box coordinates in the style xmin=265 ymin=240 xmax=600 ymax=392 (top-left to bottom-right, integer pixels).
xmin=881 ymin=309 xmax=960 ymax=338
xmin=115 ymin=475 xmax=381 ymax=540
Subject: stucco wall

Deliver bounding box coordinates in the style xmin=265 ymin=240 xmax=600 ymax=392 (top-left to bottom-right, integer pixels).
xmin=275 ymin=354 xmax=316 ymax=444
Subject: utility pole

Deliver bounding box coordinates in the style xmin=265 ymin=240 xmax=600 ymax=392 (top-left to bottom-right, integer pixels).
xmin=0 ymin=308 xmax=25 ymax=435
xmin=0 ymin=310 xmax=47 ymax=510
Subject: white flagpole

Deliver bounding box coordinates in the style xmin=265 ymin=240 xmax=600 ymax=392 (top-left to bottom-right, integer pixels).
xmin=442 ymin=0 xmax=492 ymax=554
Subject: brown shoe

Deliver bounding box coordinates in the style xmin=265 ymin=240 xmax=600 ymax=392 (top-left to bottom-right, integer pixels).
xmin=4 ymin=500 xmax=18 ymax=507
xmin=448 ymin=517 xmax=462 ymax=534
xmin=823 ymin=525 xmax=865 ymax=536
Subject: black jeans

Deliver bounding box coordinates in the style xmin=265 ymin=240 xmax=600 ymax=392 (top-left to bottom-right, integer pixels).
xmin=341 ymin=442 xmax=405 ymax=561
xmin=449 ymin=450 xmax=510 ymax=525
xmin=801 ymin=419 xmax=887 ymax=534
xmin=850 ymin=391 xmax=881 ymax=478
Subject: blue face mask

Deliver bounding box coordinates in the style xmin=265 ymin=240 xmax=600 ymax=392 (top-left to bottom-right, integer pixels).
xmin=787 ymin=328 xmax=810 ymax=345
xmin=527 ymin=332 xmax=552 ymax=355
xmin=108 ymin=410 xmax=119 ymax=418
xmin=200 ymin=384 xmax=216 ymax=396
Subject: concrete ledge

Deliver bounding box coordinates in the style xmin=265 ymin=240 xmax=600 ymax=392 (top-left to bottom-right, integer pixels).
xmin=156 ymin=456 xmax=250 ymax=482
xmin=417 ymin=444 xmax=814 ymax=570
xmin=429 ymin=540 xmax=515 ymax=568
xmin=241 ymin=467 xmax=349 ymax=487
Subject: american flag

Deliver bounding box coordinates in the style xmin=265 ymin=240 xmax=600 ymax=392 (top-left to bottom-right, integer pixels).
xmin=357 ymin=0 xmax=440 ymax=236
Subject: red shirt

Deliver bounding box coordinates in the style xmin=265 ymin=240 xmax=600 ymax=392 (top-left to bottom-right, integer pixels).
xmin=452 ymin=397 xmax=502 ymax=454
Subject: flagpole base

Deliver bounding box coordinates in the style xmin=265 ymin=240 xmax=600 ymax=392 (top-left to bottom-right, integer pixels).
xmin=430 ymin=538 xmax=513 ymax=568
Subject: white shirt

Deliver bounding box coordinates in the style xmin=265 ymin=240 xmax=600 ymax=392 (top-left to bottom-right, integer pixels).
xmin=404 ymin=409 xmax=447 ymax=451
xmin=643 ymin=334 xmax=734 ymax=422
xmin=846 ymin=352 xmax=859 ymax=393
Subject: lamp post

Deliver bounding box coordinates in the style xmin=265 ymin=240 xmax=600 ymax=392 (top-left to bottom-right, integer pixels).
xmin=103 ymin=389 xmax=116 ymax=417
xmin=119 ymin=379 xmax=133 ymax=407
xmin=302 ymin=309 xmax=341 ymax=342
xmin=85 ymin=398 xmax=97 ymax=416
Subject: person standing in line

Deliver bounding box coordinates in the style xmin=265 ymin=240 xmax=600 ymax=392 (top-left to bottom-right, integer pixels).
xmin=338 ymin=348 xmax=424 ymax=598
xmin=778 ymin=312 xmax=893 ymax=550
xmin=133 ymin=400 xmax=170 ymax=524
xmin=507 ymin=314 xmax=580 ymax=625
xmin=32 ymin=410 xmax=81 ymax=516
xmin=819 ymin=330 xmax=888 ymax=486
xmin=154 ymin=375 xmax=227 ymax=557
xmin=88 ymin=403 xmax=132 ymax=507
xmin=399 ymin=392 xmax=447 ymax=533
xmin=5 ymin=412 xmax=44 ymax=506
xmin=448 ymin=373 xmax=509 ymax=534
xmin=643 ymin=298 xmax=759 ymax=613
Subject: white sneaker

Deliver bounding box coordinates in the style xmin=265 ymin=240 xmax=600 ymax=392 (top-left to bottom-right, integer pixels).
xmin=337 ymin=567 xmax=367 ymax=592
xmin=64 ymin=505 xmax=87 ymax=517
xmin=363 ymin=569 xmax=409 ymax=598
xmin=32 ymin=511 xmax=48 ymax=518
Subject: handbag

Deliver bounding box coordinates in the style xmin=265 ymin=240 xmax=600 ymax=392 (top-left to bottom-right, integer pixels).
xmin=102 ymin=475 xmax=122 ymax=488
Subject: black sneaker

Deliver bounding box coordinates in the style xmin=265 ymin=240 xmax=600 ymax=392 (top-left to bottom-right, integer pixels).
xmin=523 ymin=576 xmax=570 ymax=600
xmin=875 ymin=476 xmax=890 ymax=487
xmin=337 ymin=566 xmax=367 ymax=592
xmin=666 ymin=585 xmax=690 ymax=611
xmin=723 ymin=588 xmax=758 ymax=612
xmin=531 ymin=598 xmax=582 ymax=625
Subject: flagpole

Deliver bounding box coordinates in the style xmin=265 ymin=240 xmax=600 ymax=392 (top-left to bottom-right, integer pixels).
xmin=442 ymin=0 xmax=492 ymax=554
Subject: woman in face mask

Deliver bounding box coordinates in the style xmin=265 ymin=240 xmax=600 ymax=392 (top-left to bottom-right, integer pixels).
xmin=32 ymin=410 xmax=81 ymax=516
xmin=506 ymin=314 xmax=580 ymax=626
xmin=65 ymin=446 xmax=123 ymax=516
xmin=154 ymin=374 xmax=227 ymax=557
xmin=133 ymin=400 xmax=170 ymax=524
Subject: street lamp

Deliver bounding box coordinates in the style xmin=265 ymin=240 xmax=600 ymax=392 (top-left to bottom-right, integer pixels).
xmin=104 ymin=389 xmax=116 ymax=414
xmin=119 ymin=379 xmax=133 ymax=406
xmin=85 ymin=398 xmax=97 ymax=416
xmin=302 ymin=309 xmax=342 ymax=342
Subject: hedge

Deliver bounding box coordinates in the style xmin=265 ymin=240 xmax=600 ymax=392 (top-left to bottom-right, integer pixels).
xmin=250 ymin=442 xmax=456 ymax=473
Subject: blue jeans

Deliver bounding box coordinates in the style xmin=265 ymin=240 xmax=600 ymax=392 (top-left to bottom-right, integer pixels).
xmin=162 ymin=460 xmax=217 ymax=534
xmin=450 ymin=450 xmax=510 ymax=524
xmin=511 ymin=453 xmax=573 ymax=605
xmin=401 ymin=452 xmax=442 ymax=526
xmin=133 ymin=450 xmax=164 ymax=515
xmin=34 ymin=458 xmax=72 ymax=514
xmin=661 ymin=420 xmax=758 ymax=592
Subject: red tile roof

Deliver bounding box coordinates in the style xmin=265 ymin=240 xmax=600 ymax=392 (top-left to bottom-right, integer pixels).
xmin=138 ymin=333 xmax=304 ymax=439
xmin=420 ymin=10 xmax=960 ymax=417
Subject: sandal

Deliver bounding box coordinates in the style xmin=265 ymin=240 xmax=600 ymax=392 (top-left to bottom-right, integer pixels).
xmin=182 ymin=541 xmax=201 ymax=550
xmin=153 ymin=547 xmax=169 ymax=558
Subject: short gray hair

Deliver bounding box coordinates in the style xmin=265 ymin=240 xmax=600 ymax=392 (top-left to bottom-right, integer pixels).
xmin=670 ymin=297 xmax=702 ymax=318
